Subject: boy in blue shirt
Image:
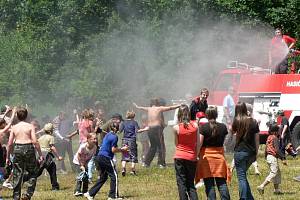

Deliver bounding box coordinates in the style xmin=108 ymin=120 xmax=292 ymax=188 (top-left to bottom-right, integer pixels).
xmin=84 ymin=123 xmax=128 ymax=200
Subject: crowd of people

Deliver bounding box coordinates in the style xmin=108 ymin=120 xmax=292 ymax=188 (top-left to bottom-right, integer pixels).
xmin=0 ymin=28 xmax=300 ymax=199
xmin=0 ymin=86 xmax=299 ymax=200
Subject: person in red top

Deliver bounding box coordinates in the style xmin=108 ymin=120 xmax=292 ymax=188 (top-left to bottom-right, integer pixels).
xmin=269 ymin=28 xmax=296 ymax=74
xmin=172 ymin=104 xmax=200 ymax=200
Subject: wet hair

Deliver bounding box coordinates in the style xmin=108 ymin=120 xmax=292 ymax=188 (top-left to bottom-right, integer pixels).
xmin=268 ymin=124 xmax=279 ymax=135
xmin=150 ymin=98 xmax=159 ymax=106
xmin=177 ymin=104 xmax=190 ymax=128
xmin=246 ymin=103 xmax=253 ymax=116
xmin=232 ymin=102 xmax=250 ymax=145
xmin=125 ymin=110 xmax=135 ymax=119
xmin=81 ymin=109 xmax=90 ymax=119
xmin=109 ymin=122 xmax=119 ymax=133
xmin=200 ymin=88 xmax=209 ymax=96
xmin=16 ymin=107 xmax=28 ymax=121
xmin=205 ymin=106 xmax=218 ymax=137
xmin=87 ymin=132 xmax=96 ymax=140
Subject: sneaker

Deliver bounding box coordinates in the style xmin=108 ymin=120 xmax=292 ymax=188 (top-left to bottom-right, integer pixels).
xmin=107 ymin=197 xmax=123 ymax=200
xmin=293 ymin=175 xmax=300 ymax=182
xmin=130 ymin=171 xmax=136 ymax=175
xmin=158 ymin=164 xmax=166 ymax=169
xmin=195 ymin=180 xmax=204 ymax=189
xmin=121 ymin=168 xmax=126 ymax=177
xmin=274 ymin=190 xmax=284 ymax=195
xmin=2 ymin=181 xmax=13 ymax=189
xmin=51 ymin=187 xmax=59 ymax=191
xmin=84 ymin=192 xmax=94 ymax=200
xmin=257 ymin=185 xmax=264 ymax=195
xmin=20 ymin=194 xmax=30 ymax=200
xmin=74 ymin=191 xmax=83 ymax=196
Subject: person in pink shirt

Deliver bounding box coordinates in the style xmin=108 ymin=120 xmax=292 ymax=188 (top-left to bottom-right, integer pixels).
xmin=78 ymin=110 xmax=94 ymax=144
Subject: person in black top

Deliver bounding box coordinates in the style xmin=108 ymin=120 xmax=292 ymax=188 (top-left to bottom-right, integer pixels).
xmin=198 ymin=106 xmax=230 ymax=200
xmin=190 ymin=88 xmax=209 ymax=120
xmin=232 ymin=102 xmax=260 ymax=200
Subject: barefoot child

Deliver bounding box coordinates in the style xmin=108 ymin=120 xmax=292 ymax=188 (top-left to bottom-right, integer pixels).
xmin=257 ymin=124 xmax=287 ymax=195
xmin=37 ymin=123 xmax=63 ymax=190
xmin=73 ymin=132 xmax=97 ymax=197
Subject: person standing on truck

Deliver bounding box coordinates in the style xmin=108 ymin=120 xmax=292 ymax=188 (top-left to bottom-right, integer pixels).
xmin=190 ymin=88 xmax=209 ymax=120
xmin=269 ymin=28 xmax=296 ymax=74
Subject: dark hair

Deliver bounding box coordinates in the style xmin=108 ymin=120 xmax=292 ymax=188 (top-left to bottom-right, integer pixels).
xmin=16 ymin=107 xmax=28 ymax=121
xmin=109 ymin=122 xmax=119 ymax=133
xmin=205 ymin=106 xmax=218 ymax=137
xmin=0 ymin=118 xmax=6 ymax=129
xmin=177 ymin=104 xmax=190 ymax=128
xmin=232 ymin=102 xmax=250 ymax=145
xmin=150 ymin=98 xmax=159 ymax=106
xmin=268 ymin=124 xmax=279 ymax=134
xmin=200 ymin=88 xmax=209 ymax=96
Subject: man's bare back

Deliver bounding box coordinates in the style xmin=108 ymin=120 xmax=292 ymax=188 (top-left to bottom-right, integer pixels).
xmin=12 ymin=121 xmax=36 ymax=144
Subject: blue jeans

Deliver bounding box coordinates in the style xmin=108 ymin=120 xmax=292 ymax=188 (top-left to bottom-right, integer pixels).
xmin=88 ymin=156 xmax=95 ymax=180
xmin=203 ymin=177 xmax=230 ymax=200
xmin=234 ymin=151 xmax=254 ymax=200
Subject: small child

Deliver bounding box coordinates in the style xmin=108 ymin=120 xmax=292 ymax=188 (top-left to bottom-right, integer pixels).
xmin=84 ymin=123 xmax=128 ymax=200
xmin=119 ymin=111 xmax=139 ymax=176
xmin=257 ymin=124 xmax=287 ymax=195
xmin=73 ymin=132 xmax=97 ymax=196
xmin=37 ymin=123 xmax=63 ymax=190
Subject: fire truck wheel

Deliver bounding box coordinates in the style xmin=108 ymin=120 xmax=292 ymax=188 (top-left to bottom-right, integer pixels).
xmin=292 ymin=122 xmax=300 ymax=149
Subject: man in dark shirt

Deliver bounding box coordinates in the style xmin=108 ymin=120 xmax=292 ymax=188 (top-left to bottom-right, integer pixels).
xmin=190 ymin=88 xmax=209 ymax=120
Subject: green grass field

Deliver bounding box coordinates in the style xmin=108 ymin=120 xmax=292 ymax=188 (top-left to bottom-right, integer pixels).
xmin=2 ymin=129 xmax=300 ymax=200
xmin=2 ymin=152 xmax=300 ymax=199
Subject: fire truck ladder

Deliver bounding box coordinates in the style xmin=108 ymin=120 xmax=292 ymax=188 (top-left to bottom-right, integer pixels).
xmin=227 ymin=61 xmax=271 ymax=74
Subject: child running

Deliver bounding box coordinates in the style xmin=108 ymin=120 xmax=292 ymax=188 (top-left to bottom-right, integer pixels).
xmin=73 ymin=132 xmax=97 ymax=197
xmin=36 ymin=123 xmax=63 ymax=190
xmin=119 ymin=111 xmax=139 ymax=176
xmin=257 ymin=124 xmax=287 ymax=195
xmin=84 ymin=123 xmax=128 ymax=200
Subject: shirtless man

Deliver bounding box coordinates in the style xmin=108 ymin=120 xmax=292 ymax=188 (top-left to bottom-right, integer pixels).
xmin=6 ymin=107 xmax=43 ymax=200
xmin=133 ymin=98 xmax=181 ymax=167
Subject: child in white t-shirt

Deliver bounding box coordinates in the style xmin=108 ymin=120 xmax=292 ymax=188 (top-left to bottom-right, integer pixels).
xmin=73 ymin=133 xmax=97 ymax=197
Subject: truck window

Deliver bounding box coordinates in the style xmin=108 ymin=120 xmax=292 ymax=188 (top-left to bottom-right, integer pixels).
xmin=215 ymin=74 xmax=234 ymax=91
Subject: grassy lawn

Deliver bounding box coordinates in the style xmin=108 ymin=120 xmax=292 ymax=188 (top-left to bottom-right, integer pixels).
xmin=2 ymin=129 xmax=300 ymax=199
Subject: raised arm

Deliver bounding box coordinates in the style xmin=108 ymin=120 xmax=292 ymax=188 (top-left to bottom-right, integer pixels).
xmin=133 ymin=103 xmax=148 ymax=111
xmin=159 ymin=104 xmax=181 ymax=112
xmin=0 ymin=107 xmax=16 ymax=134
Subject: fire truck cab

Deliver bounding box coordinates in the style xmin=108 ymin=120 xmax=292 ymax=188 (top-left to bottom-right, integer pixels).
xmin=209 ymin=61 xmax=300 ymax=145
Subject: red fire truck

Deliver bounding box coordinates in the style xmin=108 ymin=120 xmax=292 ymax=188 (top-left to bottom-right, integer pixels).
xmin=208 ymin=61 xmax=300 ymax=145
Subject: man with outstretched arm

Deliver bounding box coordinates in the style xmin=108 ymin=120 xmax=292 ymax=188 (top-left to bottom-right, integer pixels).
xmin=133 ymin=98 xmax=181 ymax=167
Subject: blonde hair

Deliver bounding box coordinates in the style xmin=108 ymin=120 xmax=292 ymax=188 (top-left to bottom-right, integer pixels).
xmin=126 ymin=110 xmax=135 ymax=119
